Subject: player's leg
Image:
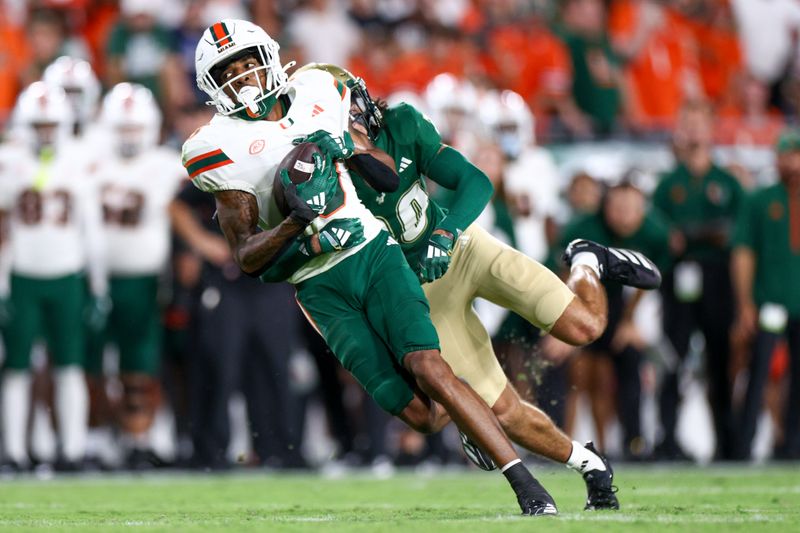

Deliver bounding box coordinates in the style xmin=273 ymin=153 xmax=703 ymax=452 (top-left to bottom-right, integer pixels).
xmin=1 ymin=274 xmax=42 ymax=470
xmin=84 ymin=298 xmax=115 ymax=468
xmin=424 ymin=225 xmax=617 ymax=509
xmin=360 ymin=234 xmax=556 ymax=515
xmin=295 ymin=273 xmax=441 ymax=433
xmin=42 ymin=274 xmax=89 ymax=467
xmin=112 ymin=276 xmax=163 ymax=466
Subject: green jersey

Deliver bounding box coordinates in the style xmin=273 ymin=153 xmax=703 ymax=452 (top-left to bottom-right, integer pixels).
xmin=351 ymin=103 xmax=492 ymax=272
xmin=732 ymin=183 xmax=800 ymax=317
xmin=653 ymin=162 xmax=743 ymax=262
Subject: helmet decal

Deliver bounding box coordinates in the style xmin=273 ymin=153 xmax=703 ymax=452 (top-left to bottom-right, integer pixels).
xmin=210 ymin=21 xmax=234 ymax=52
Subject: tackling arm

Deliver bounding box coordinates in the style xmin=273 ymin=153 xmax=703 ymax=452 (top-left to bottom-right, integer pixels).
xmin=426 ymin=146 xmax=494 ymax=236
xmin=214 ymin=190 xmax=306 ymax=276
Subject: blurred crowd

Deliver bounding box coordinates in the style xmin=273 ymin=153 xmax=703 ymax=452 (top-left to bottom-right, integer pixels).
xmin=0 ymin=0 xmax=799 ymax=472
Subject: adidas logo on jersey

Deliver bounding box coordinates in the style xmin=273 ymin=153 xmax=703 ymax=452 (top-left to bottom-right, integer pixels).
xmin=399 ymin=157 xmax=413 ymax=172
xmin=608 ymin=247 xmax=654 ymax=270
xmin=306 ymin=192 xmax=326 ymax=212
xmin=311 ymin=104 xmax=324 ymax=117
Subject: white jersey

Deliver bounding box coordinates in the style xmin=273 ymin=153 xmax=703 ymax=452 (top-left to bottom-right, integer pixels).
xmin=182 ymin=69 xmax=384 ymax=284
xmin=0 ymin=140 xmax=103 ymax=279
xmin=503 ymin=147 xmax=560 ymax=262
xmin=94 ymin=146 xmax=184 ymax=275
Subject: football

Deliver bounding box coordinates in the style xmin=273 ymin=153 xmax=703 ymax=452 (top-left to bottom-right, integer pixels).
xmin=272 ymin=142 xmax=322 ymax=217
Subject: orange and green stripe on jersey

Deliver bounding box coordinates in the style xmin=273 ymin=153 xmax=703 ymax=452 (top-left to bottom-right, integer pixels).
xmin=184 ymin=148 xmax=233 ymax=179
xmin=210 ymin=22 xmax=233 ymax=50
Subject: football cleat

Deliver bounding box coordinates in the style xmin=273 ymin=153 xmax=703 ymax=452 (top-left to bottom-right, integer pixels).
xmin=459 ymin=431 xmax=496 ymax=471
xmin=563 ymin=239 xmax=662 ymax=290
xmin=582 ymin=441 xmax=620 ymax=511
xmin=519 ymin=477 xmax=559 ymax=516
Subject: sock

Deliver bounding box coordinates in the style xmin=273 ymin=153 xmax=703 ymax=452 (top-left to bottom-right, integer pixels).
xmin=54 ymin=366 xmax=89 ymax=462
xmin=1 ymin=371 xmax=31 ymax=465
xmin=571 ymin=251 xmax=601 ymax=279
xmin=566 ymin=440 xmax=606 ymax=473
xmin=30 ymin=403 xmax=57 ymax=463
xmin=502 ymin=460 xmax=537 ymax=498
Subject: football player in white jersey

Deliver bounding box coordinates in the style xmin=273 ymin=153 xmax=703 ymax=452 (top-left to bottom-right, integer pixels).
xmin=0 ymin=82 xmax=107 ymax=471
xmin=182 ymin=19 xmax=557 ymax=515
xmin=42 ymin=56 xmax=101 ymax=139
xmin=87 ymin=83 xmax=184 ymax=467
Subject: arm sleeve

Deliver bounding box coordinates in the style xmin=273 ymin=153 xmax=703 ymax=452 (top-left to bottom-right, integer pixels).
xmin=257 ymin=238 xmax=311 ymax=282
xmin=731 ymin=191 xmax=756 ymax=250
xmin=347 ymin=153 xmax=400 ymax=192
xmin=425 ymin=146 xmax=494 ymax=236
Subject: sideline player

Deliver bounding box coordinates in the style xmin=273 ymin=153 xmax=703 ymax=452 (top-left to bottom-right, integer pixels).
xmin=89 ymin=83 xmax=185 ymax=467
xmin=0 ymin=83 xmax=107 ymax=471
xmin=286 ymin=64 xmax=662 ymax=509
xmin=181 ymin=19 xmax=557 ymax=515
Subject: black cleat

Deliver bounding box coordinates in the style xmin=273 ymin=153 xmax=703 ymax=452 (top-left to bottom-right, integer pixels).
xmin=582 ymin=441 xmax=620 ymax=510
xmin=519 ymin=477 xmax=558 ymax=516
xmin=459 ymin=431 xmax=496 ymax=471
xmin=564 ymin=239 xmax=662 ymax=290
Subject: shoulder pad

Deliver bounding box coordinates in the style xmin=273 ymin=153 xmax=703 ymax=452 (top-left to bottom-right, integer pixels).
xmin=383 ymin=103 xmax=439 ymax=146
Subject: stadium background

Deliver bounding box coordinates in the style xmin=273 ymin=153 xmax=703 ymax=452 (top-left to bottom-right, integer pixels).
xmin=0 ymin=0 xmax=797 ymax=475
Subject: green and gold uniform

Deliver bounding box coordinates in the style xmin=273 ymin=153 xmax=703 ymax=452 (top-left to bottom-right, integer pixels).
xmin=350 ymin=104 xmax=575 ymax=406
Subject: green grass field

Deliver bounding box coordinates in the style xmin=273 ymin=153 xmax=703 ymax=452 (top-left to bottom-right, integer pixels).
xmin=0 ymin=465 xmax=797 ymax=531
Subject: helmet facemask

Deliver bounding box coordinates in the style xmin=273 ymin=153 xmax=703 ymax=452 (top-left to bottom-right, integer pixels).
xmin=348 ymin=78 xmax=383 ymax=142
xmin=198 ymin=44 xmax=291 ymax=121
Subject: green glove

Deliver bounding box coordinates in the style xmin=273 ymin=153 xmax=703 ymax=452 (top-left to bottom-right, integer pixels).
xmin=85 ymin=295 xmax=112 ymax=333
xmin=418 ymin=230 xmax=455 ymax=283
xmin=0 ymin=298 xmax=13 ymax=329
xmin=280 ymin=152 xmax=339 ymax=214
xmin=293 ymin=129 xmax=355 ymax=160
xmin=300 ymin=218 xmax=365 ymax=256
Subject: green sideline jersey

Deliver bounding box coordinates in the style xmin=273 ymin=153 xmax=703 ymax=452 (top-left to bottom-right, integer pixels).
xmin=350 ymin=103 xmax=492 ymax=273
xmin=732 ymin=183 xmax=800 ymax=317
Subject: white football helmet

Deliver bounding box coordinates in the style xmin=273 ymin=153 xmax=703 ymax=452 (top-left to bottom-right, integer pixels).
xmin=42 ymin=56 xmax=100 ymax=128
xmin=479 ymin=89 xmax=535 ymax=160
xmin=195 ymin=19 xmax=294 ymax=119
xmin=10 ymin=81 xmax=74 ymax=153
xmin=100 ymin=83 xmax=162 ymax=158
xmin=424 ymin=73 xmax=478 ymax=143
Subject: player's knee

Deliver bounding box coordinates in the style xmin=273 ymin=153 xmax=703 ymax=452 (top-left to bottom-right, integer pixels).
xmin=404 ymin=350 xmax=454 ymax=394
xmin=553 ymin=304 xmax=606 ymax=346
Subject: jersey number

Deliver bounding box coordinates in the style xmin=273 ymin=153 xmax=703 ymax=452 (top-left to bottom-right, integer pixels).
xmin=17 ymin=189 xmax=72 ymax=226
xmin=102 ymin=186 xmax=145 ymax=227
xmin=395 ymin=181 xmax=429 ymax=243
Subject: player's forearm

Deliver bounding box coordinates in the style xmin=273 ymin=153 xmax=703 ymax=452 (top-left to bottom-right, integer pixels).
xmin=348 ymin=153 xmax=399 ymax=192
xmin=258 ymin=238 xmax=311 ymax=282
xmin=427 ymin=146 xmax=493 ymax=235
xmin=731 ymin=246 xmax=756 ymax=308
xmin=233 ymin=218 xmax=306 ymax=275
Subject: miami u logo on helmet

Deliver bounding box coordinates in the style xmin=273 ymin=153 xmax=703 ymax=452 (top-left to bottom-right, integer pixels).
xmin=210 ymin=22 xmax=235 ymax=52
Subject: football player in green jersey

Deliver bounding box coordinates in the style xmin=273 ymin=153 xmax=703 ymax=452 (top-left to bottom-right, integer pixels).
xmin=285 ymin=63 xmax=663 ymax=510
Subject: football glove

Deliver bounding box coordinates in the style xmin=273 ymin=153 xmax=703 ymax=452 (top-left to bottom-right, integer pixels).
xmin=293 ymin=129 xmax=355 ymax=160
xmin=300 ymin=218 xmax=365 ymax=256
xmin=418 ymin=230 xmax=455 ymax=283
xmin=84 ymin=295 xmax=112 ymax=333
xmin=281 ymin=152 xmax=339 ymax=218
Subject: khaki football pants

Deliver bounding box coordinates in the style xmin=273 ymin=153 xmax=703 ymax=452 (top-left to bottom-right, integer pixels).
xmin=422 ymin=224 xmax=575 ymax=407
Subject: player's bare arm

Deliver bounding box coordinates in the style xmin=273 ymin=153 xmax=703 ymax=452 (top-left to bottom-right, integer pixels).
xmin=214 ymin=189 xmax=305 ymax=275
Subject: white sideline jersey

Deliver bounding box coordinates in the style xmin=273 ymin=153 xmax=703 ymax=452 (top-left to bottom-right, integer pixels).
xmin=0 ymin=140 xmax=102 ymax=278
xmin=94 ymin=147 xmax=184 ymax=275
xmin=182 ymin=69 xmax=384 ymax=284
